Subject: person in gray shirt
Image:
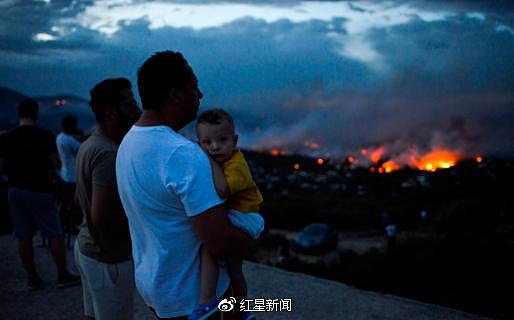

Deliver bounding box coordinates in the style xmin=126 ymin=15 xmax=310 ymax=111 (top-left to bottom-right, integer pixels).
xmin=74 ymin=78 xmax=141 ymax=320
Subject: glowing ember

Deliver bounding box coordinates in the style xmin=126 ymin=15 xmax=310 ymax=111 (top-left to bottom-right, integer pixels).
xmin=271 ymin=149 xmax=280 ymax=157
xmin=316 ymin=158 xmax=324 ymax=165
xmin=381 ymin=160 xmax=400 ymax=173
xmin=370 ymin=147 xmax=385 ymax=164
xmin=55 ymin=99 xmax=67 ymax=106
xmin=347 ymin=156 xmax=355 ymax=163
xmin=370 ymin=167 xmax=376 ymax=173
xmin=412 ymin=150 xmax=459 ymax=172
xmin=293 ymin=163 xmax=300 ymax=170
xmin=475 ymin=156 xmax=483 ymax=163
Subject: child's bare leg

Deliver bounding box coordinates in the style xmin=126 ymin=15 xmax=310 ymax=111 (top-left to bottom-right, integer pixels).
xmin=227 ymin=260 xmax=247 ymax=301
xmin=199 ymin=245 xmax=219 ymax=305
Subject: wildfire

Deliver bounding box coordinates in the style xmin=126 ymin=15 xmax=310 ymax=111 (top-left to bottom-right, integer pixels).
xmin=381 ymin=160 xmax=400 ymax=173
xmin=370 ymin=147 xmax=385 ymax=164
xmin=360 ymin=146 xmax=462 ymax=174
xmin=412 ymin=149 xmax=459 ymax=172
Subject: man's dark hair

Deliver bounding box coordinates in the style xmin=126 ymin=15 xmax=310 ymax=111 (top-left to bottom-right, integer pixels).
xmin=18 ymin=98 xmax=38 ymax=120
xmin=196 ymin=109 xmax=235 ymax=133
xmin=61 ymin=115 xmax=77 ymax=134
xmin=89 ymin=78 xmax=131 ymax=123
xmin=137 ymin=50 xmax=191 ymax=110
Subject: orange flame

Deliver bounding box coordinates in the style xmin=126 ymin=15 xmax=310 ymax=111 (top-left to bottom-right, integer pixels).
xmin=412 ymin=149 xmax=459 ymax=172
xmin=381 ymin=160 xmax=400 ymax=173
xmin=316 ymin=158 xmax=324 ymax=165
xmin=271 ymin=149 xmax=280 ymax=157
xmin=370 ymin=147 xmax=385 ymax=164
xmin=475 ymin=156 xmax=483 ymax=163
xmin=293 ymin=163 xmax=300 ymax=170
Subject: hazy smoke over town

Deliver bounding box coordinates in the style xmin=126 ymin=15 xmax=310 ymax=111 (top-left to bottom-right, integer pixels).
xmin=1 ymin=0 xmax=513 ymax=161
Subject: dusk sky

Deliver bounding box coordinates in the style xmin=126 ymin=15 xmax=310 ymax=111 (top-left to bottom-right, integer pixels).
xmin=1 ymin=0 xmax=513 ymax=160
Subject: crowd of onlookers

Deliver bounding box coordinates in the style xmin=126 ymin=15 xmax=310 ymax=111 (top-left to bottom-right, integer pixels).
xmin=0 ymin=50 xmax=260 ymax=320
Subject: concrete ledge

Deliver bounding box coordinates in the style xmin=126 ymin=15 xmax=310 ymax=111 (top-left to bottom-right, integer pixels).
xmin=0 ymin=235 xmax=488 ymax=319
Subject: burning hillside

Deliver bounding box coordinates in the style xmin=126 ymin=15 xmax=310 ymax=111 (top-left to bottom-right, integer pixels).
xmin=255 ymin=141 xmax=484 ymax=173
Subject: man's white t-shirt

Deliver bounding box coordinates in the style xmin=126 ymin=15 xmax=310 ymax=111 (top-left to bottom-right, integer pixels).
xmin=56 ymin=132 xmax=80 ymax=183
xmin=115 ymin=125 xmax=229 ymax=318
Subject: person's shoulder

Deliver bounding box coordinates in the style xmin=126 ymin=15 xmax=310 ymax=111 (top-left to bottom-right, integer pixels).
xmin=232 ymin=149 xmax=246 ymax=161
xmin=0 ymin=127 xmax=19 ymax=144
xmin=224 ymin=150 xmax=248 ymax=167
xmin=27 ymin=126 xmax=56 ymax=142
xmin=37 ymin=126 xmax=56 ymax=140
xmin=33 ymin=125 xmax=53 ymax=135
xmin=122 ymin=125 xmax=179 ymax=146
xmin=170 ymin=138 xmax=204 ymax=159
xmin=0 ymin=128 xmax=12 ymax=140
xmin=60 ymin=132 xmax=80 ymax=144
xmin=56 ymin=132 xmax=66 ymax=141
xmin=0 ymin=130 xmax=10 ymax=147
xmin=79 ymin=132 xmax=115 ymax=157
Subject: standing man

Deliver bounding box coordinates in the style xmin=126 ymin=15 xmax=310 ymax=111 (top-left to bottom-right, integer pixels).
xmin=116 ymin=51 xmax=258 ymax=320
xmin=74 ymin=78 xmax=141 ymax=320
xmin=0 ymin=98 xmax=80 ymax=289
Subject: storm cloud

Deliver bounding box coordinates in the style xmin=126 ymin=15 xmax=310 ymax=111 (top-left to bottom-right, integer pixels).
xmin=1 ymin=0 xmax=513 ymax=158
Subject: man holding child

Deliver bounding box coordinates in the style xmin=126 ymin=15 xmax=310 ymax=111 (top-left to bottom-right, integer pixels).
xmin=116 ymin=51 xmax=258 ymax=320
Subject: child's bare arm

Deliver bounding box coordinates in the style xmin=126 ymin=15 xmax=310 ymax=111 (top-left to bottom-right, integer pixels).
xmin=207 ymin=155 xmax=230 ymax=198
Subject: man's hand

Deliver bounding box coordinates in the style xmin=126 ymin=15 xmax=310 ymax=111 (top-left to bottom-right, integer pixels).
xmin=191 ymin=204 xmax=259 ymax=261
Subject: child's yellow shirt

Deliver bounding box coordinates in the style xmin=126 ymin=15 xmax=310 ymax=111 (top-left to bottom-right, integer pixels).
xmin=222 ymin=150 xmax=263 ymax=213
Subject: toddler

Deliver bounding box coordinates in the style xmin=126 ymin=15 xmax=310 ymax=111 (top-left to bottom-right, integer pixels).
xmin=189 ymin=109 xmax=264 ymax=320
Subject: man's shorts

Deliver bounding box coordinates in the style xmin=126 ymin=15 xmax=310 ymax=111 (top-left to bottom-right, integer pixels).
xmin=74 ymin=241 xmax=135 ymax=320
xmin=8 ymin=187 xmax=64 ymax=239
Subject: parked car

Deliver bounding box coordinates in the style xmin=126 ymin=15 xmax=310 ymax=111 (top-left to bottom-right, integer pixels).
xmin=292 ymin=223 xmax=338 ymax=254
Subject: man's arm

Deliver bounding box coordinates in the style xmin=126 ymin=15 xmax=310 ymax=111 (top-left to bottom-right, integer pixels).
xmin=208 ymin=156 xmax=229 ymax=198
xmin=91 ymin=184 xmax=129 ymax=234
xmin=191 ymin=204 xmax=259 ymax=262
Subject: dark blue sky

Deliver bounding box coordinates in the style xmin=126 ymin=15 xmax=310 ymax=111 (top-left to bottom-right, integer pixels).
xmin=1 ymin=0 xmax=513 ymax=160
